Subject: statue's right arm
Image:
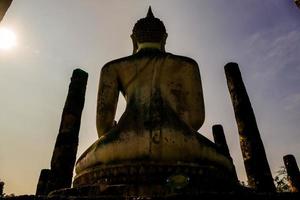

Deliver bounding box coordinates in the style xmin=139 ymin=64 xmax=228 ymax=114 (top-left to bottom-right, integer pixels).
xmin=96 ymin=64 xmax=119 ymax=138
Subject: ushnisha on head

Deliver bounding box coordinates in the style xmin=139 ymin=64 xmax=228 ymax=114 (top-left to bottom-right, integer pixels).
xmin=131 ymin=7 xmax=168 ymax=54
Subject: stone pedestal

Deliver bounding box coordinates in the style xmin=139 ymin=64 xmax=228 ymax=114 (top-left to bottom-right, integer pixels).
xmin=49 ymin=162 xmax=238 ymax=198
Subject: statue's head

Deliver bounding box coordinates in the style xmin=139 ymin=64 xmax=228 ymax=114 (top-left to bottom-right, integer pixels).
xmin=131 ymin=7 xmax=168 ymax=54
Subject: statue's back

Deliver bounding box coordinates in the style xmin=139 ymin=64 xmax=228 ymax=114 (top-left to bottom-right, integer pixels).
xmin=106 ymin=49 xmax=204 ymax=132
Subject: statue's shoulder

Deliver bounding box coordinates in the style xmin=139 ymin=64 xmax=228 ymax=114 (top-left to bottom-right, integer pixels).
xmin=101 ymin=52 xmax=198 ymax=71
xmin=101 ymin=55 xmax=134 ymax=71
xmin=166 ymin=52 xmax=199 ymax=67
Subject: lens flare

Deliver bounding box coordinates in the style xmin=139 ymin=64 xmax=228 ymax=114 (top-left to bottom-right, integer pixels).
xmin=0 ymin=27 xmax=17 ymax=50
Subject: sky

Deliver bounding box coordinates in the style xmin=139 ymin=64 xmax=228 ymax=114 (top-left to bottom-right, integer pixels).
xmin=0 ymin=0 xmax=299 ymax=195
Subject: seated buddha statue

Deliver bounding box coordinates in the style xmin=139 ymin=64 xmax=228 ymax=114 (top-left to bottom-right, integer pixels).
xmin=74 ymin=7 xmax=237 ymax=192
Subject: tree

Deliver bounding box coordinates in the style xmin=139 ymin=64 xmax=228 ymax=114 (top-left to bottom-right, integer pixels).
xmin=274 ymin=166 xmax=290 ymax=192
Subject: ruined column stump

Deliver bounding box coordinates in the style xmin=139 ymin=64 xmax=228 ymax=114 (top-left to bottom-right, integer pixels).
xmin=36 ymin=169 xmax=51 ymax=196
xmin=0 ymin=181 xmax=4 ymax=197
xmin=212 ymin=125 xmax=231 ymax=157
xmin=212 ymin=124 xmax=238 ymax=181
xmin=225 ymin=62 xmax=275 ymax=192
xmin=283 ymin=154 xmax=300 ymax=192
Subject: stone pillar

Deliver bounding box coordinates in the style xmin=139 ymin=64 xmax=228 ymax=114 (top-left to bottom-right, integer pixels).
xmin=0 ymin=181 xmax=4 ymax=197
xmin=212 ymin=124 xmax=230 ymax=157
xmin=283 ymin=154 xmax=300 ymax=192
xmin=0 ymin=0 xmax=13 ymax=22
xmin=48 ymin=69 xmax=88 ymax=192
xmin=225 ymin=62 xmax=275 ymax=192
xmin=36 ymin=169 xmax=51 ymax=196
xmin=212 ymin=124 xmax=238 ymax=181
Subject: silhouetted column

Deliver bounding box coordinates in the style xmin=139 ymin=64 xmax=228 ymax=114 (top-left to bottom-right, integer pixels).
xmin=0 ymin=0 xmax=13 ymax=22
xmin=225 ymin=62 xmax=275 ymax=192
xmin=212 ymin=125 xmax=231 ymax=157
xmin=48 ymin=69 xmax=88 ymax=192
xmin=283 ymin=155 xmax=300 ymax=192
xmin=0 ymin=181 xmax=4 ymax=197
xmin=36 ymin=169 xmax=51 ymax=196
xmin=212 ymin=124 xmax=238 ymax=181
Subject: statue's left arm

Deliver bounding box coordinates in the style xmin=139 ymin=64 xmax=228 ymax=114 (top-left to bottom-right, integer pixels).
xmin=96 ymin=64 xmax=119 ymax=137
xmin=185 ymin=61 xmax=205 ymax=130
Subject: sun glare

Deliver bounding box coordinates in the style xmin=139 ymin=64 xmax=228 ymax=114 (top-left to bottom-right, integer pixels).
xmin=0 ymin=27 xmax=17 ymax=50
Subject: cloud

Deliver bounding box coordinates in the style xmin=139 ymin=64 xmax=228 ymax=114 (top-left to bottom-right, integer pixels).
xmin=235 ymin=21 xmax=300 ymax=107
xmin=283 ymin=93 xmax=300 ymax=112
xmin=244 ymin=27 xmax=300 ymax=82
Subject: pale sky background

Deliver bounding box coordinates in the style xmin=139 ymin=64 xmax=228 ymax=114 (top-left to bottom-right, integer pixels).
xmin=0 ymin=0 xmax=299 ymax=195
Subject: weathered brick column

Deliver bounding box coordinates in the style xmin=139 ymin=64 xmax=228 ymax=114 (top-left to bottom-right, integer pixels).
xmin=225 ymin=63 xmax=275 ymax=192
xmin=0 ymin=181 xmax=4 ymax=197
xmin=212 ymin=124 xmax=231 ymax=157
xmin=283 ymin=154 xmax=300 ymax=192
xmin=36 ymin=169 xmax=51 ymax=195
xmin=48 ymin=69 xmax=88 ymax=193
xmin=212 ymin=124 xmax=238 ymax=181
